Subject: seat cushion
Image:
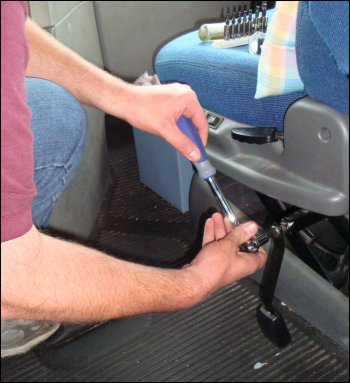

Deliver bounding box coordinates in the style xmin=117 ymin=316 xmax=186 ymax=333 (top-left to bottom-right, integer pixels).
xmin=155 ymin=31 xmax=306 ymax=131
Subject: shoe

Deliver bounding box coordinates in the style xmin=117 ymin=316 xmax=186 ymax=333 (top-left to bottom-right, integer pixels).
xmin=1 ymin=319 xmax=60 ymax=358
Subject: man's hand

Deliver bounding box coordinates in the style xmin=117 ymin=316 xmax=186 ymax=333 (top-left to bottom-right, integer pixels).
xmin=117 ymin=83 xmax=208 ymax=163
xmin=1 ymin=215 xmax=267 ymax=322
xmin=186 ymin=213 xmax=268 ymax=299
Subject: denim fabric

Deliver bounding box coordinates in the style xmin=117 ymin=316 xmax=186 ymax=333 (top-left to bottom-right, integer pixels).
xmin=155 ymin=31 xmax=305 ymax=132
xmin=296 ymin=2 xmax=349 ymax=115
xmin=25 ymin=78 xmax=88 ymax=228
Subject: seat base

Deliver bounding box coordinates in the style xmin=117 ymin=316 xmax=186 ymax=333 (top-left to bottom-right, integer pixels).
xmin=203 ymin=97 xmax=349 ymax=216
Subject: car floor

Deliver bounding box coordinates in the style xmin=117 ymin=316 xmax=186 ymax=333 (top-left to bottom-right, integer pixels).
xmin=1 ymin=118 xmax=349 ymax=382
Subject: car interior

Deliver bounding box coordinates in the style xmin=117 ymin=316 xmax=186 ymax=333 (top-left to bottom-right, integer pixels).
xmin=2 ymin=1 xmax=349 ymax=382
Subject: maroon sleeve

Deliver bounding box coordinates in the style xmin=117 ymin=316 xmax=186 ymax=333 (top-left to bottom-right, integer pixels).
xmin=1 ymin=1 xmax=37 ymax=242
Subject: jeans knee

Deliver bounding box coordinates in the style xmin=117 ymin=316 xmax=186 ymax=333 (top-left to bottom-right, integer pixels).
xmin=62 ymin=92 xmax=88 ymax=168
xmin=26 ymin=78 xmax=88 ymax=169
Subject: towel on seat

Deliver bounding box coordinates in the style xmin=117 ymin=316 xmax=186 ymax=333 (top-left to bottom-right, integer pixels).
xmin=255 ymin=1 xmax=304 ymax=99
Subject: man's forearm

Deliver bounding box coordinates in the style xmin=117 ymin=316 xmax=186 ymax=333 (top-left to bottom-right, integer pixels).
xmin=25 ymin=19 xmax=132 ymax=120
xmin=1 ymin=227 xmax=203 ymax=322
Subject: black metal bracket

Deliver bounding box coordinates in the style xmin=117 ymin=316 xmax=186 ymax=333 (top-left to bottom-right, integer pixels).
xmin=238 ymin=210 xmax=327 ymax=348
xmin=255 ymin=225 xmax=291 ymax=348
xmin=255 ymin=195 xmax=349 ymax=292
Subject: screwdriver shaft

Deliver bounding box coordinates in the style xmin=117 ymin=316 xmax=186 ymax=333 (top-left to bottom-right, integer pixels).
xmin=207 ymin=176 xmax=240 ymax=228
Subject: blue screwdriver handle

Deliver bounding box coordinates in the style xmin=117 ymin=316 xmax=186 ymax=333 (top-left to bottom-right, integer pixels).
xmin=177 ymin=116 xmax=216 ymax=179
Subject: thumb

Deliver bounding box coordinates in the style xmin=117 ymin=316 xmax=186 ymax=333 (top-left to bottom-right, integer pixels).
xmin=226 ymin=221 xmax=259 ymax=246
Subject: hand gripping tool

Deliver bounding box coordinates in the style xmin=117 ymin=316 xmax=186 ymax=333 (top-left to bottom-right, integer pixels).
xmin=177 ymin=116 xmax=240 ymax=228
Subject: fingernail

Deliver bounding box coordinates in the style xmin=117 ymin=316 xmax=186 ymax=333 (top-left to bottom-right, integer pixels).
xmin=243 ymin=222 xmax=257 ymax=234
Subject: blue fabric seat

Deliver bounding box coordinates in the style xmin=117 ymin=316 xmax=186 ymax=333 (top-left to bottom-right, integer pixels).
xmin=155 ymin=2 xmax=349 ymax=131
xmin=156 ymin=29 xmax=305 ymax=132
xmin=153 ymin=2 xmax=349 ymax=217
xmin=296 ymin=1 xmax=349 ymax=115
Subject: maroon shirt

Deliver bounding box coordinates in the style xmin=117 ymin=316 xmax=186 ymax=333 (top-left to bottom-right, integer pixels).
xmin=1 ymin=1 xmax=36 ymax=242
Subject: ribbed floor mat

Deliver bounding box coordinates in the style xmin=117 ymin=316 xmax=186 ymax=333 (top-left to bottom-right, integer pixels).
xmin=1 ymin=124 xmax=348 ymax=382
xmin=87 ymin=143 xmax=200 ymax=269
xmin=2 ymin=281 xmax=348 ymax=382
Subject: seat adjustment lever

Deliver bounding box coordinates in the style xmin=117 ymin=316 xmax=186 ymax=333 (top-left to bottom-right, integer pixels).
xmin=231 ymin=127 xmax=282 ymax=144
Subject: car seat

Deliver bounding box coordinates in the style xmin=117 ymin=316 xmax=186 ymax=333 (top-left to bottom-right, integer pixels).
xmin=155 ymin=1 xmax=348 ymax=218
xmin=154 ymin=1 xmax=349 ymax=348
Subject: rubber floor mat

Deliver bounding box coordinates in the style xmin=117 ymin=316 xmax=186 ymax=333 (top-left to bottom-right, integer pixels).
xmin=1 ymin=281 xmax=348 ymax=382
xmin=87 ymin=140 xmax=200 ymax=269
xmin=1 ymin=122 xmax=348 ymax=382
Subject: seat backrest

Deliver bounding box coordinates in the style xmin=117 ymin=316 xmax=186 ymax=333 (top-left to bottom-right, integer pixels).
xmin=296 ymin=1 xmax=349 ymax=115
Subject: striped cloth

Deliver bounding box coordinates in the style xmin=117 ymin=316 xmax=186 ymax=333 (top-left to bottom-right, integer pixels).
xmin=255 ymin=1 xmax=304 ymax=99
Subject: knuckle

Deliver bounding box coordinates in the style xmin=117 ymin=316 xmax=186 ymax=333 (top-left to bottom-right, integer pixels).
xmin=181 ymin=85 xmax=196 ymax=99
xmin=181 ymin=84 xmax=193 ymax=92
xmin=172 ymin=82 xmax=192 ymax=93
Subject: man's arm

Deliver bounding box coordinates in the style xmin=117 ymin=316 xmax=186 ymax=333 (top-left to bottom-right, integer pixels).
xmin=1 ymin=217 xmax=266 ymax=323
xmin=24 ymin=19 xmax=207 ymax=162
xmin=1 ymin=226 xmax=203 ymax=322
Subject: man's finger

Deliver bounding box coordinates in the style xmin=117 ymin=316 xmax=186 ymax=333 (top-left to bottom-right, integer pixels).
xmin=224 ymin=216 xmax=233 ymax=233
xmin=202 ymin=218 xmax=214 ymax=246
xmin=182 ymin=100 xmax=208 ymax=146
xmin=225 ymin=221 xmax=259 ymax=246
xmin=212 ymin=213 xmax=227 ymax=240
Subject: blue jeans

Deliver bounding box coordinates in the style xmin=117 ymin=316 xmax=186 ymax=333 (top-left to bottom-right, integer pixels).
xmin=25 ymin=78 xmax=88 ymax=228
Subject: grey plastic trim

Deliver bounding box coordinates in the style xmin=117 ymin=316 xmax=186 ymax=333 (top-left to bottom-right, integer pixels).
xmin=49 ymin=107 xmax=110 ymax=240
xmin=205 ymin=97 xmax=349 ymax=216
xmin=29 ymin=1 xmax=84 ymax=28
xmin=37 ymin=1 xmax=109 ymax=239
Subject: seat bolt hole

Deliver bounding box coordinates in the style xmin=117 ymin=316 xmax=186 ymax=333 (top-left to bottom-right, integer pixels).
xmin=319 ymin=127 xmax=331 ymax=142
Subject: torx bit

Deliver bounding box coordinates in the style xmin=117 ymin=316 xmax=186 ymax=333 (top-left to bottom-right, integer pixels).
xmin=237 ymin=11 xmax=242 ymax=37
xmin=242 ymin=10 xmax=247 ymax=36
xmin=248 ymin=9 xmax=253 ymax=35
xmin=261 ymin=1 xmax=268 ymax=32
xmin=255 ymin=5 xmax=261 ymax=31
xmin=224 ymin=11 xmax=231 ymax=40
xmin=230 ymin=6 xmax=236 ymax=38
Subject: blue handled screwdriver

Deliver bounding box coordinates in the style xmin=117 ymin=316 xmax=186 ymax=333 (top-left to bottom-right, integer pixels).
xmin=177 ymin=116 xmax=240 ymax=228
